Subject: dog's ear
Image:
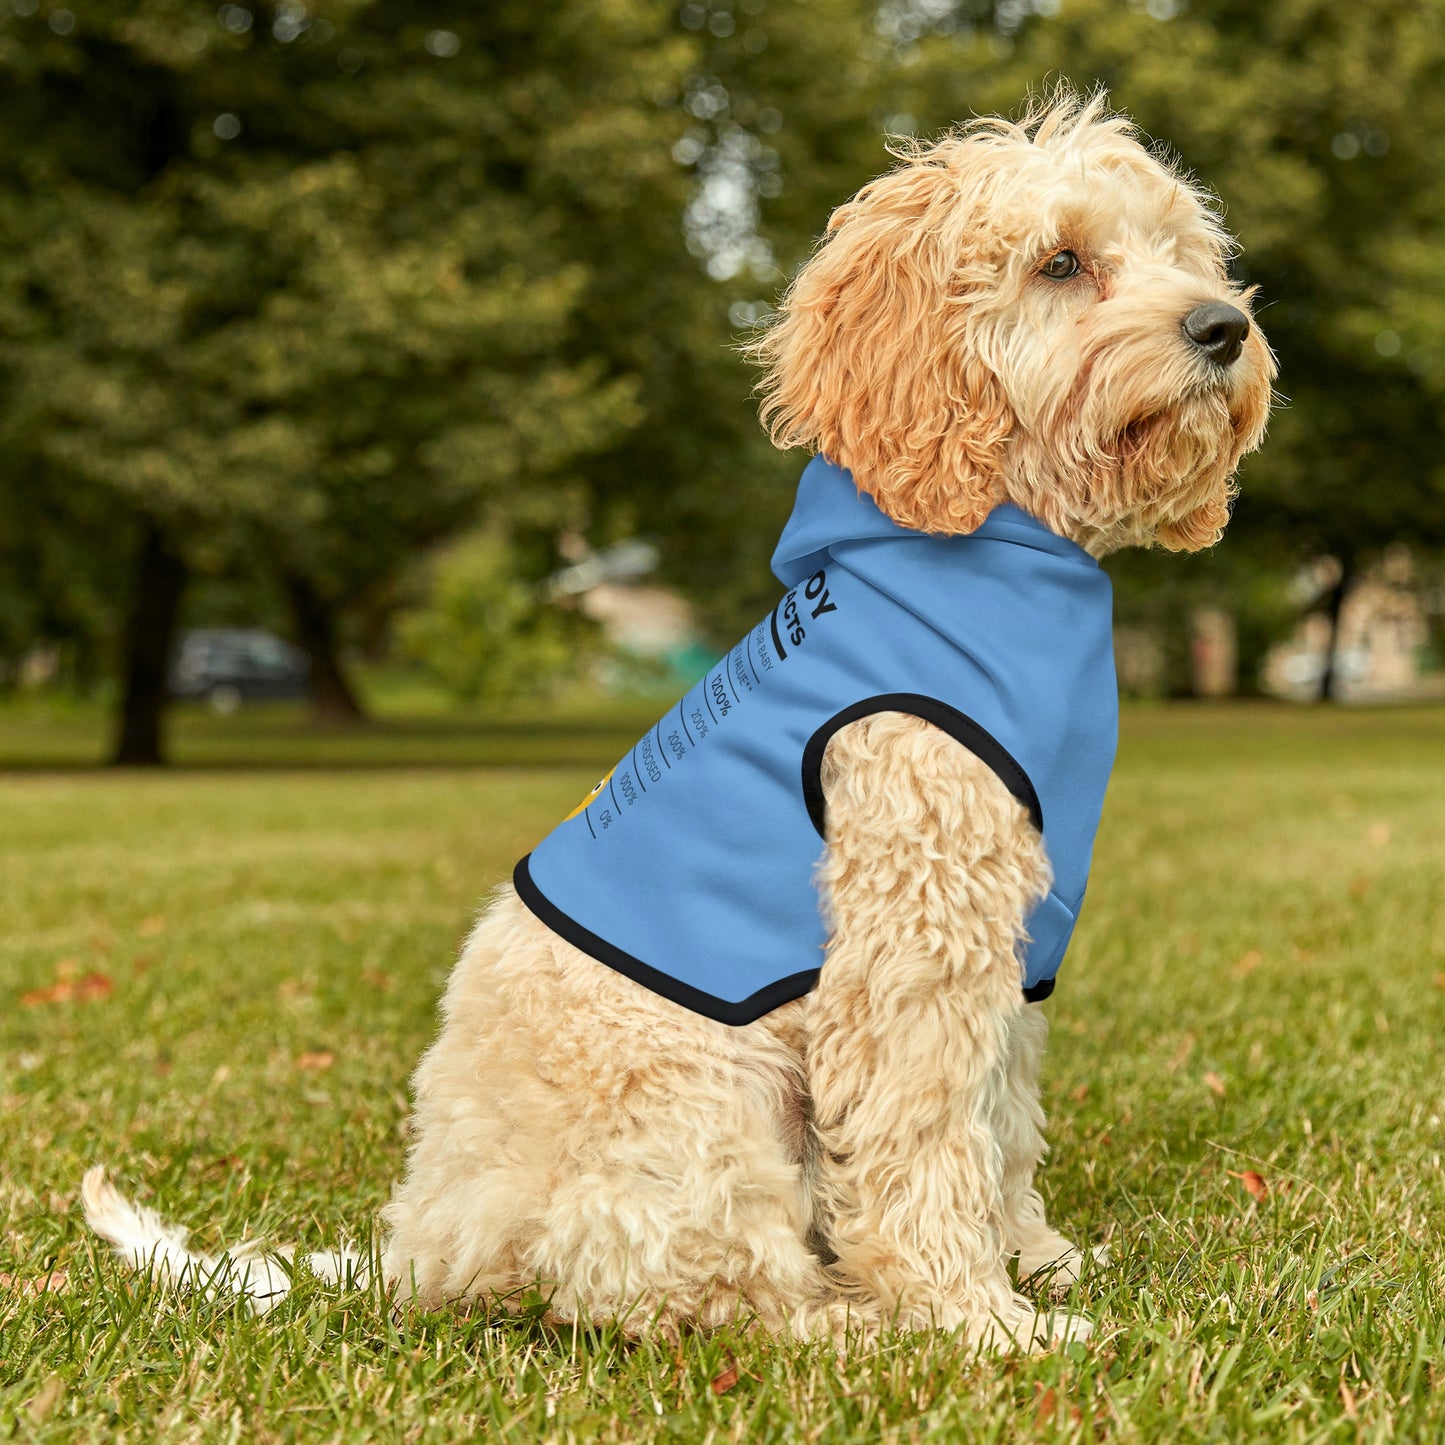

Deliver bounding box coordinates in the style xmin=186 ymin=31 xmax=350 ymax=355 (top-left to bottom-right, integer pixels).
xmin=749 ymin=148 xmax=1012 ymax=535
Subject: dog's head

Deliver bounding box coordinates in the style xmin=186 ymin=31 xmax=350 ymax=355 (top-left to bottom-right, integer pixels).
xmin=751 ymin=89 xmax=1275 ymax=553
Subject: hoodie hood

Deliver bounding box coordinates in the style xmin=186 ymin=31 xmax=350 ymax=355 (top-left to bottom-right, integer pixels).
xmin=771 ymin=454 xmax=1098 ymax=587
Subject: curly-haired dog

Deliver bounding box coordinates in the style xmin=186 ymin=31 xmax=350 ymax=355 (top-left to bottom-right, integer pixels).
xmin=85 ymin=91 xmax=1273 ymax=1350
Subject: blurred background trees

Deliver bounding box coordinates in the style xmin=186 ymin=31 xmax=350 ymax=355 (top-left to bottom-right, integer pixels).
xmin=1 ymin=0 xmax=1443 ymax=761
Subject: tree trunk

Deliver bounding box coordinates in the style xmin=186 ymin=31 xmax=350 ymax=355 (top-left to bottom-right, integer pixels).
xmin=111 ymin=521 xmax=187 ymax=766
xmin=1317 ymin=555 xmax=1355 ymax=703
xmin=283 ymin=572 xmax=366 ymax=724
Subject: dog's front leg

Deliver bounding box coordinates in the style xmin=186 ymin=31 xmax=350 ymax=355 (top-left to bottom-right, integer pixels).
xmin=993 ymin=1006 xmax=1097 ymax=1289
xmin=805 ymin=713 xmax=1089 ymax=1350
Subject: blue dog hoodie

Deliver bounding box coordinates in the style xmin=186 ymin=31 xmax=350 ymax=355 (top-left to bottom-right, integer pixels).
xmin=515 ymin=455 xmax=1118 ymax=1025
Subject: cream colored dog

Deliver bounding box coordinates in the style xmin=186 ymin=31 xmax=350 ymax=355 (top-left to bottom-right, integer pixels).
xmin=85 ymin=91 xmax=1273 ymax=1351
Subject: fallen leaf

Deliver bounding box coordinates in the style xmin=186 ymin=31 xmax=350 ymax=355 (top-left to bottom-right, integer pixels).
xmin=138 ymin=915 xmax=167 ymax=937
xmin=1228 ymin=1169 xmax=1268 ymax=1201
xmin=710 ymin=1358 xmax=739 ymax=1395
xmin=27 ymin=1374 xmax=64 ymax=1423
xmin=21 ymin=982 xmax=70 ymax=1006
xmin=1034 ymin=1386 xmax=1058 ymax=1425
xmin=0 ymin=1268 xmax=69 ymax=1298
xmin=1168 ymin=1034 xmax=1196 ymax=1072
xmin=1204 ymin=1071 xmax=1227 ymax=1098
xmin=21 ymin=972 xmax=112 ymax=1007
xmin=1232 ymin=950 xmax=1263 ymax=977
xmin=296 ymin=1051 xmax=335 ymax=1072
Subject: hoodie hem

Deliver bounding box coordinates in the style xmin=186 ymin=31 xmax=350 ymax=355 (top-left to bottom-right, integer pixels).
xmin=513 ymin=855 xmax=822 ymax=1026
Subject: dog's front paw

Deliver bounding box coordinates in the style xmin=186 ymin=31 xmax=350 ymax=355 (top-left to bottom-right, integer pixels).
xmin=971 ymin=1296 xmax=1093 ymax=1353
xmin=1018 ymin=1239 xmax=1110 ymax=1294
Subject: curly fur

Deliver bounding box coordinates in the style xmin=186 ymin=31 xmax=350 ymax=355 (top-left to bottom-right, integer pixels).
xmin=748 ymin=90 xmax=1273 ymax=553
xmin=85 ymin=88 xmax=1273 ymax=1353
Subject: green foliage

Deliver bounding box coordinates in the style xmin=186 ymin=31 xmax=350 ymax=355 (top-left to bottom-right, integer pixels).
xmin=0 ymin=0 xmax=698 ymax=669
xmin=4 ymin=0 xmax=1445 ymax=698
xmin=397 ymin=531 xmax=599 ymax=704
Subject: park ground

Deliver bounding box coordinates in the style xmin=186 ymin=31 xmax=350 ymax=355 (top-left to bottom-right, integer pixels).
xmin=1 ymin=699 xmax=1442 ymax=1442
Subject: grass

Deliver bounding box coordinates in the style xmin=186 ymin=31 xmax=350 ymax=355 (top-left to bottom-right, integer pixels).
xmin=1 ymin=699 xmax=1443 ymax=1442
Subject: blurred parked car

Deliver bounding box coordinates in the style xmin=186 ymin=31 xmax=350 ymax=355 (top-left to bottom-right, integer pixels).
xmin=169 ymin=629 xmax=310 ymax=712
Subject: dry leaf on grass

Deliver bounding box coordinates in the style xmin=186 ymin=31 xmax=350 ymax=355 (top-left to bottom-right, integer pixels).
xmin=1228 ymin=1169 xmax=1269 ymax=1201
xmin=710 ymin=1358 xmax=740 ymax=1395
xmin=1033 ymin=1385 xmax=1083 ymax=1427
xmin=21 ymin=973 xmax=113 ymax=1007
xmin=1203 ymin=1071 xmax=1227 ymax=1098
xmin=1034 ymin=1386 xmax=1058 ymax=1425
xmin=1168 ymin=1034 xmax=1196 ymax=1072
xmin=27 ymin=1375 xmax=64 ymax=1424
xmin=295 ymin=1051 xmax=335 ymax=1071
xmin=0 ymin=1268 xmax=69 ymax=1298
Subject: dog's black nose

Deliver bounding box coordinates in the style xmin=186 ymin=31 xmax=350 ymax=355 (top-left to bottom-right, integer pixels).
xmin=1182 ymin=302 xmax=1250 ymax=367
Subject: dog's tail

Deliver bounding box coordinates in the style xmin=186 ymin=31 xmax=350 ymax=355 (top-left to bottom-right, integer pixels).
xmin=81 ymin=1165 xmax=368 ymax=1315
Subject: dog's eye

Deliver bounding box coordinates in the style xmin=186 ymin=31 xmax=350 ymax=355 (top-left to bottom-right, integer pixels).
xmin=1041 ymin=250 xmax=1081 ymax=280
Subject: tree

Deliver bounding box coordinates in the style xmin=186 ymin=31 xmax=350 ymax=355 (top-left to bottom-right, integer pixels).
xmin=0 ymin=1 xmax=698 ymax=758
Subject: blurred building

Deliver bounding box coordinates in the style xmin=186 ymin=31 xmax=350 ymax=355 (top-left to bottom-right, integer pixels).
xmin=547 ymin=540 xmax=713 ymax=687
xmin=1262 ymin=551 xmax=1439 ymax=701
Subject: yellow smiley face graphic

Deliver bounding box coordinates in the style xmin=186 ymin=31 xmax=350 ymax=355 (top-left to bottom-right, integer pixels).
xmin=566 ymin=769 xmax=614 ymax=820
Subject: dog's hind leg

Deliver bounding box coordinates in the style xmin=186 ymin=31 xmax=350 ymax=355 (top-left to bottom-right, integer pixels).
xmin=804 ymin=714 xmax=1091 ymax=1350
xmin=512 ymin=987 xmax=836 ymax=1340
xmin=383 ymin=892 xmax=834 ymax=1338
xmin=992 ymin=1007 xmax=1099 ymax=1291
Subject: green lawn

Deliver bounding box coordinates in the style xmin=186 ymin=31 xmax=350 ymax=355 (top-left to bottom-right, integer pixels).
xmin=2 ymin=702 xmax=1443 ymax=1442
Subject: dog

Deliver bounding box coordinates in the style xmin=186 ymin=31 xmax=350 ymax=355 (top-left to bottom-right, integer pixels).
xmin=85 ymin=89 xmax=1274 ymax=1351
